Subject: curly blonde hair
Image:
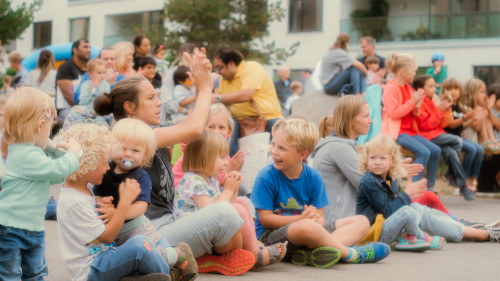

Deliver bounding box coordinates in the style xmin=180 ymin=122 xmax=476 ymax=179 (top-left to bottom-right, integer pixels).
xmin=359 ymin=134 xmax=407 ymax=179
xmin=54 ymin=122 xmax=121 ymax=182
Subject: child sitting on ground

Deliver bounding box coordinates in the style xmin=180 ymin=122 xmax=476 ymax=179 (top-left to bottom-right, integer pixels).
xmin=251 ymin=118 xmax=390 ymax=268
xmin=139 ymin=57 xmax=162 ymax=89
xmin=171 ymin=66 xmax=196 ymax=121
xmin=284 ymin=81 xmax=302 ymax=117
xmin=413 ymin=75 xmax=475 ymax=200
xmin=0 ymin=87 xmax=82 ymax=280
xmin=56 ymin=122 xmax=195 ymax=281
xmin=365 ymin=55 xmax=382 ymax=86
xmin=174 ymin=130 xmax=286 ymax=272
xmin=356 ymin=134 xmax=500 ymax=247
xmin=462 ymin=78 xmax=499 ymax=152
xmin=356 ymin=134 xmax=445 ymax=252
xmin=79 ymin=58 xmax=111 ymax=107
xmin=173 ymin=103 xmax=244 ymax=189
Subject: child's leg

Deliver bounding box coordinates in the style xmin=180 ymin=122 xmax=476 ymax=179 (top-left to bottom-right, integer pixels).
xmin=88 ymin=235 xmax=170 ymax=280
xmin=413 ymin=135 xmax=441 ymax=190
xmin=329 ymin=215 xmax=370 ymax=246
xmin=462 ymin=226 xmax=489 ymax=241
xmin=461 ymin=138 xmax=484 ymax=179
xmin=396 ymin=134 xmax=432 ymax=183
xmin=378 ymin=205 xmax=426 ymax=244
xmin=0 ymin=226 xmax=47 ymax=281
xmin=231 ymin=201 xmax=259 ymax=255
xmin=484 ymin=118 xmax=497 ymax=142
xmin=412 ymin=191 xmax=450 ymax=215
xmin=432 ymin=133 xmax=468 ymax=188
xmin=412 ymin=203 xmax=465 ymax=242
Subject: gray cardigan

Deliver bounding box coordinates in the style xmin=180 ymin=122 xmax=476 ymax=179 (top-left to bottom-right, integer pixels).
xmin=312 ymin=135 xmax=363 ymax=223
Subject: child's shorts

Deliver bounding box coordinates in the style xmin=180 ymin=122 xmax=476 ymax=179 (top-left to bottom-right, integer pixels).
xmin=258 ymin=220 xmax=336 ymax=260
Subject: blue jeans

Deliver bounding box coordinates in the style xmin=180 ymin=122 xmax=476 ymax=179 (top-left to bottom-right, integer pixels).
xmin=411 ymin=203 xmax=465 ymax=242
xmin=396 ymin=134 xmax=441 ymax=190
xmin=431 ymin=133 xmax=467 ymax=187
xmin=88 ymin=235 xmax=170 ymax=281
xmin=229 ymin=117 xmax=280 ymax=157
xmin=461 ymin=138 xmax=484 ymax=178
xmin=323 ymin=66 xmax=367 ymax=95
xmin=0 ymin=225 xmax=48 ymax=281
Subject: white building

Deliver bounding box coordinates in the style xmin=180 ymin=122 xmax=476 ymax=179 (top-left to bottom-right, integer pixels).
xmin=11 ymin=0 xmax=500 ymax=84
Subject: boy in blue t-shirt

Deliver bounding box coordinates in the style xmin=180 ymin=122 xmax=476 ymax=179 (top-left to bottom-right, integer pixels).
xmin=251 ymin=118 xmax=390 ymax=268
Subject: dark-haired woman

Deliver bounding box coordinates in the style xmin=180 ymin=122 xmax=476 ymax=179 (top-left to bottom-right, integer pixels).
xmin=26 ymin=49 xmax=57 ymax=99
xmin=94 ymin=50 xmax=256 ymax=275
xmin=132 ymin=35 xmax=151 ymax=71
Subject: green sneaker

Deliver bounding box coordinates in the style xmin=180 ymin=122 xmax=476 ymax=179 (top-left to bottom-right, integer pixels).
xmin=291 ymin=246 xmax=341 ymax=268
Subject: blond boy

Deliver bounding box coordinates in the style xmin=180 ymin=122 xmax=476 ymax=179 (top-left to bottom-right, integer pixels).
xmin=250 ymin=118 xmax=390 ymax=268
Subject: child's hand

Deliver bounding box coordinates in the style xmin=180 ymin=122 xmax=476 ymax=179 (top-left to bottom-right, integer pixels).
xmin=404 ymin=178 xmax=427 ymax=200
xmin=412 ymin=89 xmax=425 ymax=104
xmin=472 ymin=108 xmax=488 ymax=121
xmin=401 ymin=157 xmax=424 ymax=178
xmin=439 ymin=98 xmax=453 ymax=112
xmin=118 ymin=178 xmax=141 ymax=206
xmin=228 ymin=151 xmax=244 ymax=172
xmin=96 ymin=203 xmax=116 ymax=224
xmin=97 ymin=196 xmax=114 ymax=208
xmin=487 ymin=94 xmax=496 ymax=110
xmin=223 ymin=171 xmax=242 ymax=194
xmin=57 ymin=138 xmax=82 ymax=157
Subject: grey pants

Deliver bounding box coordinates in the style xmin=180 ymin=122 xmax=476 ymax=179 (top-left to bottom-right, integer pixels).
xmin=155 ymin=201 xmax=244 ymax=258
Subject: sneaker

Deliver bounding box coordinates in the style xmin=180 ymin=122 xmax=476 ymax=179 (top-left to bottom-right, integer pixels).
xmin=485 ymin=220 xmax=500 ymax=228
xmin=459 ymin=219 xmax=485 ymax=229
xmin=442 ymin=171 xmax=457 ymax=187
xmin=486 ymin=226 xmax=500 ymax=243
xmin=351 ymin=242 xmax=391 ymax=264
xmin=174 ymin=243 xmax=197 ymax=281
xmin=291 ymin=246 xmax=341 ymax=268
xmin=196 ymin=249 xmax=255 ymax=276
xmin=459 ymin=186 xmax=475 ymax=201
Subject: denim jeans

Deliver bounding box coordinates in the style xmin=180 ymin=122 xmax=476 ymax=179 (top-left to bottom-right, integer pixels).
xmin=378 ymin=205 xmax=426 ymax=244
xmin=323 ymin=66 xmax=367 ymax=95
xmin=431 ymin=133 xmax=467 ymax=187
xmin=229 ymin=117 xmax=280 ymax=157
xmin=411 ymin=203 xmax=465 ymax=242
xmin=396 ymin=134 xmax=441 ymax=189
xmin=0 ymin=225 xmax=48 ymax=281
xmin=88 ymin=235 xmax=170 ymax=281
xmin=461 ymin=138 xmax=484 ymax=178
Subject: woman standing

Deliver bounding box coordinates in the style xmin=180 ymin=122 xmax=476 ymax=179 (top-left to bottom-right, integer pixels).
xmin=25 ymin=49 xmax=57 ymax=99
xmin=133 ymin=35 xmax=151 ymax=71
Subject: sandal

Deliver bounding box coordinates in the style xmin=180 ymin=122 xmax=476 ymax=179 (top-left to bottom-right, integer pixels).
xmin=251 ymin=241 xmax=287 ymax=271
xmin=394 ymin=235 xmax=431 ymax=252
xmin=424 ymin=234 xmax=446 ymax=250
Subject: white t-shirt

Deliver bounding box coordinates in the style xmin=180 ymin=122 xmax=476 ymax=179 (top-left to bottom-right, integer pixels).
xmin=57 ymin=186 xmax=110 ymax=281
xmin=25 ymin=68 xmax=57 ymax=98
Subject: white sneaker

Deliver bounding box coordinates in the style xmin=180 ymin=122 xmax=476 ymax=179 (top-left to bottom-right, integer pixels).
xmin=485 ymin=220 xmax=500 ymax=228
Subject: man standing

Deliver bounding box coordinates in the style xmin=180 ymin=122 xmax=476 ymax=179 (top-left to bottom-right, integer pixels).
xmin=274 ymin=65 xmax=293 ymax=110
xmin=358 ymin=36 xmax=386 ymax=78
xmin=212 ymin=47 xmax=282 ymax=156
xmin=56 ymin=39 xmax=91 ymax=111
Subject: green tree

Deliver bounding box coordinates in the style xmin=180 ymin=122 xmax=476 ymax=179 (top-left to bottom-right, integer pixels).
xmin=0 ymin=0 xmax=43 ymax=43
xmin=151 ymin=0 xmax=299 ymax=65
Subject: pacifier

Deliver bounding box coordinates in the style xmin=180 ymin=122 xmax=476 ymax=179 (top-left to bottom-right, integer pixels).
xmin=121 ymin=159 xmax=135 ymax=169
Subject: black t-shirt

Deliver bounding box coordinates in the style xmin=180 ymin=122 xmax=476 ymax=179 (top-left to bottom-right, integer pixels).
xmin=144 ymin=148 xmax=175 ymax=220
xmin=56 ymin=59 xmax=85 ymax=81
xmin=444 ymin=104 xmax=463 ymax=136
xmin=358 ymin=54 xmax=386 ymax=70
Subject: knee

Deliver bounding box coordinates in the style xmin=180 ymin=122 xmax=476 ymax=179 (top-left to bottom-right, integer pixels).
xmin=417 ymin=149 xmax=431 ymax=161
xmin=128 ymin=235 xmax=153 ymax=253
xmin=398 ymin=205 xmax=417 ymax=218
xmin=231 ymin=203 xmax=246 ymax=218
xmin=290 ymin=219 xmax=323 ymax=238
xmin=353 ymin=215 xmax=370 ymax=234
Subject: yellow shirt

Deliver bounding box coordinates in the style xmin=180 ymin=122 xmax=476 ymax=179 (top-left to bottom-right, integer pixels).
xmin=218 ymin=61 xmax=282 ymax=120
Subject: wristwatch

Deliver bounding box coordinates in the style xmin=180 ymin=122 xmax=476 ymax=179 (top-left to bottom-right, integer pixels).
xmin=215 ymin=95 xmax=222 ymax=103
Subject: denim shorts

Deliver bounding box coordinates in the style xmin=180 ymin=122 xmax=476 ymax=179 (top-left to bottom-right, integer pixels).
xmin=258 ymin=220 xmax=337 ymax=260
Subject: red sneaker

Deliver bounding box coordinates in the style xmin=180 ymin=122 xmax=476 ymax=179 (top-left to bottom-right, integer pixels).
xmin=196 ymin=249 xmax=255 ymax=276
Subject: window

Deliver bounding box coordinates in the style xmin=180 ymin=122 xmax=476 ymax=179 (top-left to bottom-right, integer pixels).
xmin=69 ymin=18 xmax=89 ymax=42
xmin=33 ymin=21 xmax=52 ymax=48
xmin=289 ymin=0 xmax=322 ymax=32
xmin=474 ymin=66 xmax=500 ymax=86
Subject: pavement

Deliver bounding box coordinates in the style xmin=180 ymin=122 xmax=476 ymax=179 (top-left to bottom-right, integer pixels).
xmin=45 ymin=183 xmax=500 ymax=281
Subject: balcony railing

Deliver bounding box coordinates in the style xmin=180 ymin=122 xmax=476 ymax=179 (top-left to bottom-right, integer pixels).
xmin=340 ymin=12 xmax=500 ymax=42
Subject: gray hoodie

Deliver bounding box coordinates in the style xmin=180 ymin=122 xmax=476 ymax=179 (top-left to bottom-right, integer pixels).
xmin=312 ymin=135 xmax=363 ymax=223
